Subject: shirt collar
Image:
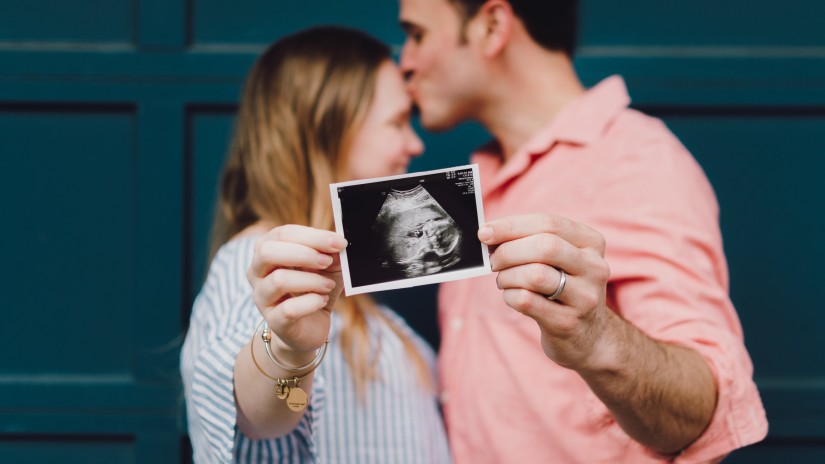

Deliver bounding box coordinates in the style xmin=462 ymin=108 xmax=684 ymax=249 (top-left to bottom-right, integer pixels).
xmin=524 ymin=74 xmax=631 ymax=153
xmin=473 ymin=75 xmax=631 ymax=194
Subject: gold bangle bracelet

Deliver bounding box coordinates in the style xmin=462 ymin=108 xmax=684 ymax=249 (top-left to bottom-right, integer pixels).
xmin=258 ymin=319 xmax=327 ymax=372
xmin=249 ymin=318 xmax=328 ymax=382
xmin=248 ymin=319 xmax=328 ymax=412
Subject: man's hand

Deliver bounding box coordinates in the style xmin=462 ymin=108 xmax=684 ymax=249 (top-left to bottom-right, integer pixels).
xmin=479 ymin=213 xmax=611 ymax=371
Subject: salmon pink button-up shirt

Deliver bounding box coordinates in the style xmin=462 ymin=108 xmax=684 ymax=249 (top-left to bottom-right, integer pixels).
xmin=438 ymin=76 xmax=768 ymax=463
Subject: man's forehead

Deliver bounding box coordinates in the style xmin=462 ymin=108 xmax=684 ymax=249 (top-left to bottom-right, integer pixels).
xmin=399 ymin=0 xmax=454 ymax=20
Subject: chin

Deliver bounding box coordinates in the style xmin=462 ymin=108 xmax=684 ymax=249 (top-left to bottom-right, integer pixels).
xmin=420 ymin=110 xmax=460 ymax=133
xmin=373 ymin=167 xmax=405 ymax=178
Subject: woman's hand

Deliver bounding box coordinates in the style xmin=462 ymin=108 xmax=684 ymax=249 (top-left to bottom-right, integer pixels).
xmin=247 ymin=225 xmax=347 ymax=359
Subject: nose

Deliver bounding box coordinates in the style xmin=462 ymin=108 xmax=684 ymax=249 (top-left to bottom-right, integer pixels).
xmin=399 ymin=42 xmax=414 ymax=81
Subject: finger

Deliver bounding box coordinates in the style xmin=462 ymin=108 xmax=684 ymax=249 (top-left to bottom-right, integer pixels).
xmin=489 ymin=233 xmax=587 ymax=275
xmin=272 ymin=293 xmax=330 ymax=322
xmin=497 ymin=264 xmax=599 ymax=309
xmin=250 ymin=240 xmax=335 ymax=278
xmin=325 ymin=249 xmax=344 ymax=274
xmin=496 ymin=263 xmax=566 ymax=295
xmin=260 ymin=268 xmax=336 ymax=303
xmin=502 ymin=288 xmax=579 ymax=336
xmin=260 ymin=225 xmax=347 ymax=254
xmin=479 ymin=213 xmax=605 ymax=252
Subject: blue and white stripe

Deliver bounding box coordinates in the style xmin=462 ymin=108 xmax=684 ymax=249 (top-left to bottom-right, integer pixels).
xmin=181 ymin=236 xmax=451 ymax=463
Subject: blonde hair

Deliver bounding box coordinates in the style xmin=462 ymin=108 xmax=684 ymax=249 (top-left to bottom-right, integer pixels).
xmin=211 ymin=26 xmax=431 ymax=398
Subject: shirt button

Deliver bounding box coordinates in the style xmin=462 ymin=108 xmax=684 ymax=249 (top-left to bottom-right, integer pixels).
xmin=450 ymin=317 xmax=463 ymax=331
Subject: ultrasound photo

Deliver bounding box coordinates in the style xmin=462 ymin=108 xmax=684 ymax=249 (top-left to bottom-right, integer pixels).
xmin=330 ymin=165 xmax=491 ymax=295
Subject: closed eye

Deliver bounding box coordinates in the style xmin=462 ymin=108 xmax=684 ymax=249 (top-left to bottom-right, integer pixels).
xmin=400 ymin=21 xmax=424 ymax=44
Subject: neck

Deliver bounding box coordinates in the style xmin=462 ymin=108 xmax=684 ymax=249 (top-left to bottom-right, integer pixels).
xmin=477 ymin=50 xmax=585 ymax=162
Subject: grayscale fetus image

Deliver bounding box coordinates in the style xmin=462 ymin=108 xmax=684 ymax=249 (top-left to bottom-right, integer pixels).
xmin=373 ymin=185 xmax=462 ymax=277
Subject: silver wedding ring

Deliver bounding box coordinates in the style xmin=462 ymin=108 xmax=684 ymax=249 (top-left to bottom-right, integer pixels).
xmin=546 ymin=268 xmax=566 ymax=301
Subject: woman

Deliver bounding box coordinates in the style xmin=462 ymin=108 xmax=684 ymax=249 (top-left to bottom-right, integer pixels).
xmin=181 ymin=27 xmax=450 ymax=463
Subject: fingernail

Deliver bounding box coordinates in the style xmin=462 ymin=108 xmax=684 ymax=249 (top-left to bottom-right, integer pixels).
xmin=318 ymin=254 xmax=333 ymax=267
xmin=478 ymin=226 xmax=492 ymax=243
xmin=324 ymin=279 xmax=336 ymax=290
xmin=329 ymin=235 xmax=348 ymax=249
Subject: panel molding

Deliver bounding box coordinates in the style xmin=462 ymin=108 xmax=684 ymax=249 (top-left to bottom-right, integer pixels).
xmin=133 ymin=100 xmax=187 ymax=384
xmin=0 ymin=382 xmax=179 ymax=411
xmin=1 ymin=50 xmax=824 ymax=107
xmin=182 ymin=104 xmax=237 ymax=312
xmin=759 ymin=380 xmax=825 ymax=437
xmin=0 ymin=0 xmax=137 ymax=45
xmin=580 ymin=45 xmax=825 ymax=58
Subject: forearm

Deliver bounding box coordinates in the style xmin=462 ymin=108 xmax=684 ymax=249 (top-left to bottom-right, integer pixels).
xmin=234 ymin=339 xmax=316 ymax=440
xmin=481 ymin=214 xmax=720 ymax=453
xmin=236 ymin=224 xmax=342 ymax=440
xmin=576 ymin=309 xmax=717 ymax=455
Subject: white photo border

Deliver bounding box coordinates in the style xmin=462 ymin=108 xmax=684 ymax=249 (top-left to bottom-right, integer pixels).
xmin=330 ymin=164 xmax=491 ymax=296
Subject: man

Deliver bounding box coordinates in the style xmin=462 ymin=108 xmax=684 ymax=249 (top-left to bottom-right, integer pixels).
xmin=398 ymin=0 xmax=768 ymax=462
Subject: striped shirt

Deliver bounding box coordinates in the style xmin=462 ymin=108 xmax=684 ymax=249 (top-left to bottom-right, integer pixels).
xmin=181 ymin=236 xmax=451 ymax=464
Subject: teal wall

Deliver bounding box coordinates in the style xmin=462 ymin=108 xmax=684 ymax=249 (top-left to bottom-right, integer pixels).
xmin=1 ymin=1 xmax=824 ymax=462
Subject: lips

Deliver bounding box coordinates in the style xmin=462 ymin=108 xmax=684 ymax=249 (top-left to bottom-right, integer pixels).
xmin=406 ymin=83 xmax=419 ymax=102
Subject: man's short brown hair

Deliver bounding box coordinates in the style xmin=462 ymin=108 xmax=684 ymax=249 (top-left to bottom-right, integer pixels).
xmin=448 ymin=0 xmax=578 ymax=56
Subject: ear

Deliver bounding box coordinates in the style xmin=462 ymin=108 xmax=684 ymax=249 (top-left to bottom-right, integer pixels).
xmin=469 ymin=0 xmax=514 ymax=57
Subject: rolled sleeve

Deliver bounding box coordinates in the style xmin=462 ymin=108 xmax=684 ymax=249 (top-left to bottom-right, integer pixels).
xmin=182 ymin=291 xmax=326 ymax=463
xmin=594 ymin=137 xmax=768 ymax=460
xmin=667 ymin=325 xmax=768 ymax=463
xmin=189 ymin=326 xmax=247 ymax=462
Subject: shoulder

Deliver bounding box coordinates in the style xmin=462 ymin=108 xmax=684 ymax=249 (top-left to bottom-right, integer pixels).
xmin=607 ymin=108 xmax=682 ymax=153
xmin=206 ymin=236 xmax=259 ymax=289
xmin=214 ymin=234 xmax=260 ymax=266
xmin=606 ymin=108 xmax=702 ymax=173
xmin=601 ymin=108 xmax=712 ymax=189
xmin=190 ymin=235 xmax=259 ymax=322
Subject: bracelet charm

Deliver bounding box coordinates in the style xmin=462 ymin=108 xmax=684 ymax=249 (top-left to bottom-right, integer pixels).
xmin=286 ymin=381 xmax=308 ymax=412
xmin=275 ymin=380 xmax=290 ymax=400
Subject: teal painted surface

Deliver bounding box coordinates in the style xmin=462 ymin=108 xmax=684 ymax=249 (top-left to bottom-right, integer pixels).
xmin=661 ymin=113 xmax=825 ymax=382
xmin=1 ymin=0 xmax=824 ymax=462
xmin=0 ymin=108 xmax=136 ymax=377
xmin=0 ymin=436 xmax=135 ymax=464
xmin=657 ymin=112 xmax=825 ymax=447
xmin=582 ymin=0 xmax=825 ymax=46
xmin=726 ymin=440 xmax=825 ymax=462
xmin=193 ymin=0 xmax=404 ymax=46
xmin=139 ymin=0 xmax=186 ymax=47
xmin=188 ymin=109 xmax=236 ymax=299
xmin=0 ymin=0 xmax=134 ymax=43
